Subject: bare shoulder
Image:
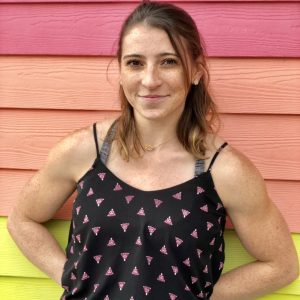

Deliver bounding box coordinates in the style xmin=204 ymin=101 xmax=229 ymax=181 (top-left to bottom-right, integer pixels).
xmin=47 ymin=117 xmax=118 ymax=182
xmin=207 ymin=138 xmax=268 ymax=211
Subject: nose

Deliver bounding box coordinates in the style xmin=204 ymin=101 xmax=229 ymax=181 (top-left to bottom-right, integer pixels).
xmin=141 ymin=65 xmax=162 ymax=89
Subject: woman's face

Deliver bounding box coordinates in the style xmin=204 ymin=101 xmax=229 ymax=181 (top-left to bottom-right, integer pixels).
xmin=120 ymin=24 xmax=197 ymax=123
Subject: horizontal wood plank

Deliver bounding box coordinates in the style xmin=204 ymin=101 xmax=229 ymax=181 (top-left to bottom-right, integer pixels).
xmin=1 ymin=109 xmax=299 ymax=180
xmin=0 ymin=277 xmax=63 ymax=300
xmin=1 ymin=217 xmax=299 ymax=295
xmin=1 ymin=56 xmax=299 ymax=114
xmin=1 ymin=169 xmax=299 ymax=232
xmin=0 ymin=2 xmax=299 ymax=57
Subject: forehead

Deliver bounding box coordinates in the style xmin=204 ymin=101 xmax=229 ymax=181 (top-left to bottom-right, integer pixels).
xmin=122 ymin=24 xmax=176 ymax=56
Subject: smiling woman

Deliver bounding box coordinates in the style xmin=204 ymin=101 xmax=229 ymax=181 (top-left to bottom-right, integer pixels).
xmin=6 ymin=1 xmax=299 ymax=300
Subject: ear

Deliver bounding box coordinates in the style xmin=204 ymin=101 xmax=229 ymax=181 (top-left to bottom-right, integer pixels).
xmin=192 ymin=56 xmax=204 ymax=85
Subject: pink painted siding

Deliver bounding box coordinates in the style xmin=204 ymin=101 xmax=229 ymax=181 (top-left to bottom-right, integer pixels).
xmin=0 ymin=2 xmax=299 ymax=56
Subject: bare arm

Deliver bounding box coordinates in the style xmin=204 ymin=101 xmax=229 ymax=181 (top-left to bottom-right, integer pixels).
xmin=7 ymin=126 xmax=96 ymax=285
xmin=210 ymin=147 xmax=299 ymax=300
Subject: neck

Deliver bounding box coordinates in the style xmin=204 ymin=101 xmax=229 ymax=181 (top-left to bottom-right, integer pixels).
xmin=134 ymin=113 xmax=180 ymax=149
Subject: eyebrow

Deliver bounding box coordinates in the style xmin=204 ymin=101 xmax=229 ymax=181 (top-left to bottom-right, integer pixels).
xmin=122 ymin=52 xmax=179 ymax=60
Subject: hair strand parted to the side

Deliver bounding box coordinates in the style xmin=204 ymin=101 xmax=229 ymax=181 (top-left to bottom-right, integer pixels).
xmin=115 ymin=1 xmax=219 ymax=161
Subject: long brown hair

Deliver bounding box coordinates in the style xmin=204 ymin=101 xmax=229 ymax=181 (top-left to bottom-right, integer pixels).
xmin=115 ymin=1 xmax=219 ymax=161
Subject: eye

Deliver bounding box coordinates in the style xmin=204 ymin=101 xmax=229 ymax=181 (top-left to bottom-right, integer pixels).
xmin=125 ymin=60 xmax=143 ymax=67
xmin=162 ymin=58 xmax=178 ymax=66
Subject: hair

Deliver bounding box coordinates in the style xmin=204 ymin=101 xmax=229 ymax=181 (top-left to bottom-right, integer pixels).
xmin=114 ymin=0 xmax=219 ymax=161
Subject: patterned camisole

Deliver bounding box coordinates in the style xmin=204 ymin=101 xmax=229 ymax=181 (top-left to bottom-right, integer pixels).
xmin=61 ymin=120 xmax=227 ymax=300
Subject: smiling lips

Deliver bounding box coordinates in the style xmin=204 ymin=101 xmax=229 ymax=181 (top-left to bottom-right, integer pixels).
xmin=139 ymin=95 xmax=168 ymax=100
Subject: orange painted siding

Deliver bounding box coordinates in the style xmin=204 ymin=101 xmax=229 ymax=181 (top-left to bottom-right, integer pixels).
xmin=0 ymin=0 xmax=299 ymax=299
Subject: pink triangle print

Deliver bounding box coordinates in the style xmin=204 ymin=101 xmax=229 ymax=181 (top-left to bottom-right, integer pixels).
xmin=148 ymin=225 xmax=156 ymax=236
xmin=207 ymin=222 xmax=213 ymax=231
xmin=183 ymin=257 xmax=191 ymax=267
xmin=76 ymin=234 xmax=81 ymax=243
xmin=105 ymin=267 xmax=114 ymax=276
xmin=191 ymin=276 xmax=198 ymax=284
xmin=143 ymin=286 xmax=151 ymax=296
xmin=120 ymin=223 xmax=130 ymax=232
xmin=203 ymin=265 xmax=208 ymax=273
xmin=81 ymin=272 xmax=89 ymax=280
xmin=205 ymin=281 xmax=212 ymax=288
xmin=175 ymin=237 xmax=183 ymax=247
xmin=87 ymin=187 xmax=94 ymax=196
xmin=107 ymin=208 xmax=116 ymax=217
xmin=210 ymin=237 xmax=215 ymax=246
xmin=125 ymin=195 xmax=135 ymax=204
xmin=200 ymin=204 xmax=208 ymax=212
xmin=107 ymin=238 xmax=116 ymax=247
xmin=197 ymin=186 xmax=205 ymax=194
xmin=74 ymin=261 xmax=78 ymax=269
xmin=160 ymin=245 xmax=168 ymax=255
xmin=197 ymin=291 xmax=205 ymax=298
xmin=164 ymin=216 xmax=173 ymax=225
xmin=118 ymin=281 xmax=126 ymax=291
xmin=113 ymin=183 xmax=122 ymax=191
xmin=92 ymin=226 xmax=101 ymax=236
xmin=96 ymin=198 xmax=104 ymax=206
xmin=154 ymin=198 xmax=163 ymax=207
xmin=120 ymin=252 xmax=130 ymax=262
xmin=197 ymin=248 xmax=203 ymax=258
xmin=181 ymin=209 xmax=190 ymax=218
xmin=137 ymin=207 xmax=145 ymax=216
xmin=157 ymin=273 xmax=165 ymax=282
xmin=216 ymin=203 xmax=223 ymax=210
xmin=70 ymin=272 xmax=76 ymax=280
xmin=98 ymin=172 xmax=106 ymax=181
xmin=146 ymin=256 xmax=153 ymax=265
xmin=83 ymin=214 xmax=89 ymax=224
xmin=76 ymin=206 xmax=81 ymax=215
xmin=132 ymin=266 xmax=139 ymax=276
xmin=93 ymin=255 xmax=102 ymax=264
xmin=184 ymin=285 xmax=191 ymax=291
xmin=219 ymin=262 xmax=224 ymax=270
xmin=93 ymin=284 xmax=99 ymax=293
xmin=104 ymin=295 xmax=109 ymax=300
xmin=71 ymin=288 xmax=78 ymax=295
xmin=191 ymin=229 xmax=198 ymax=239
xmin=79 ymin=181 xmax=84 ymax=189
xmin=135 ymin=236 xmax=142 ymax=246
xmin=83 ymin=244 xmax=88 ymax=252
xmin=172 ymin=192 xmax=181 ymax=200
xmin=169 ymin=293 xmax=177 ymax=300
xmin=171 ymin=265 xmax=178 ymax=275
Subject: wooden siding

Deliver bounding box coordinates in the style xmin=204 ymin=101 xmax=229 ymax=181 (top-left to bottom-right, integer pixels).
xmin=2 ymin=169 xmax=300 ymax=232
xmin=0 ymin=0 xmax=299 ymax=299
xmin=0 ymin=217 xmax=299 ymax=299
xmin=1 ymin=56 xmax=300 ymax=114
xmin=1 ymin=109 xmax=299 ymax=181
xmin=0 ymin=2 xmax=300 ymax=57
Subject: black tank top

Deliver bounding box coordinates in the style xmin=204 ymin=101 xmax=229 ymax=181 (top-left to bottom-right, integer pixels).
xmin=61 ymin=120 xmax=227 ymax=300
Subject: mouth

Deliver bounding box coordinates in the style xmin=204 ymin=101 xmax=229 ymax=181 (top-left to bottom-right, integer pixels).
xmin=139 ymin=95 xmax=168 ymax=100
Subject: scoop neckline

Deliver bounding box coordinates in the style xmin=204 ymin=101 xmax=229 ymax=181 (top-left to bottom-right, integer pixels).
xmin=78 ymin=157 xmax=211 ymax=195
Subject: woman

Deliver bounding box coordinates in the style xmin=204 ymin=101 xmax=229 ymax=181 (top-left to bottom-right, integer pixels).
xmin=7 ymin=1 xmax=298 ymax=299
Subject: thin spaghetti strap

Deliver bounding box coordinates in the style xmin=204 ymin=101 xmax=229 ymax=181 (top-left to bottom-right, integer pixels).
xmin=93 ymin=123 xmax=100 ymax=159
xmin=207 ymin=142 xmax=228 ymax=172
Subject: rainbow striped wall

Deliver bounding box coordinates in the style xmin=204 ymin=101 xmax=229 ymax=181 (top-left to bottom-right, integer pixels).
xmin=0 ymin=0 xmax=299 ymax=299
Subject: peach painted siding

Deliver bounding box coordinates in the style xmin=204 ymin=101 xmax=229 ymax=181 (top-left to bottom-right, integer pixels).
xmin=0 ymin=1 xmax=299 ymax=299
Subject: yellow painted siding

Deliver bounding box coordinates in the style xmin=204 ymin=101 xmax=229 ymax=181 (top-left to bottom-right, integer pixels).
xmin=1 ymin=217 xmax=299 ymax=298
